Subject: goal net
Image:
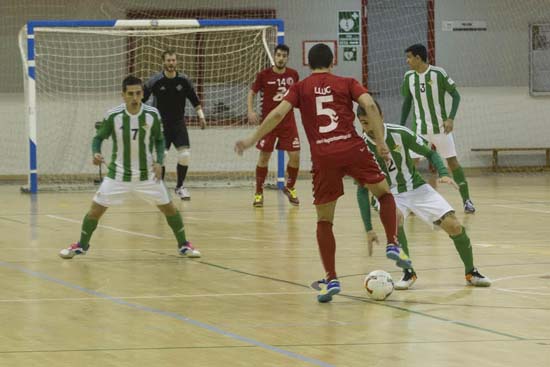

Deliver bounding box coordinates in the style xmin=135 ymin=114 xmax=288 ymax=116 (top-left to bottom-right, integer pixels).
xmin=19 ymin=19 xmax=281 ymax=192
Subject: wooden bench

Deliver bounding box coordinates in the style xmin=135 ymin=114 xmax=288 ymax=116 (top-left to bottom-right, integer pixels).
xmin=471 ymin=147 xmax=550 ymax=171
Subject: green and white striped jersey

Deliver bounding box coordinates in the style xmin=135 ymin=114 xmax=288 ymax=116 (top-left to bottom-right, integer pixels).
xmin=401 ymin=65 xmax=456 ymax=135
xmin=94 ymin=103 xmax=164 ymax=182
xmin=363 ymin=124 xmax=432 ymax=194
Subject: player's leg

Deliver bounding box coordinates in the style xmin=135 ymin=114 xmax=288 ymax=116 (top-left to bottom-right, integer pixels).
xmin=438 ymin=213 xmax=491 ymax=286
xmin=432 ymin=133 xmax=474 ymax=212
xmin=275 ymin=123 xmax=301 ymax=205
xmin=254 ymin=134 xmax=276 ymax=207
xmin=59 ymin=201 xmax=108 ymax=259
xmin=254 ymin=150 xmax=271 ymax=207
xmin=427 ymin=144 xmax=439 ymax=189
xmin=310 ymin=162 xmax=345 ymax=303
xmin=283 ymin=150 xmax=300 ymax=205
xmin=348 ymin=145 xmax=412 ymax=269
xmin=447 ymin=156 xmax=475 ymax=213
xmin=158 ymin=202 xmax=200 ymax=258
xmin=134 ymin=177 xmax=201 ymax=257
xmin=366 ymin=181 xmax=412 ymax=269
xmin=174 ymin=124 xmax=191 ymax=200
xmin=315 ymin=199 xmax=341 ymax=303
xmin=59 ymin=177 xmax=127 ymax=258
xmin=162 ymin=127 xmax=172 ymax=181
xmin=388 ymin=193 xmax=418 ymax=290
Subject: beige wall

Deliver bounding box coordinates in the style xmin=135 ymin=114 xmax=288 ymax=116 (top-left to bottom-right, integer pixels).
xmin=2 ymin=0 xmax=550 ymax=177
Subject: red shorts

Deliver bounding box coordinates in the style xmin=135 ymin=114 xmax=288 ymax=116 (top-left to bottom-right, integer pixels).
xmin=256 ymin=122 xmax=300 ymax=152
xmin=311 ymin=144 xmax=386 ymax=205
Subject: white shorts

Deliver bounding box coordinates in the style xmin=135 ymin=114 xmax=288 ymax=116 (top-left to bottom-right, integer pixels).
xmin=410 ymin=132 xmax=457 ymax=159
xmin=93 ymin=177 xmax=171 ymax=207
xmin=395 ymin=184 xmax=454 ymax=227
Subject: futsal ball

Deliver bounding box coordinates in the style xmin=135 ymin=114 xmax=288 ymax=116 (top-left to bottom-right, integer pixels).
xmin=364 ymin=270 xmax=394 ymax=300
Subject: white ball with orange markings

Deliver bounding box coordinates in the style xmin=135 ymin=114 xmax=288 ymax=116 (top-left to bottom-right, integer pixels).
xmin=364 ymin=270 xmax=394 ymax=300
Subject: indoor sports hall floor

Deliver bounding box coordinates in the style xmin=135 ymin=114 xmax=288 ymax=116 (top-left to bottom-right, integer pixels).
xmin=0 ymin=175 xmax=549 ymax=367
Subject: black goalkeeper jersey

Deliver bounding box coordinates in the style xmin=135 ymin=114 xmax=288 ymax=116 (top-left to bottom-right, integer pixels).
xmin=143 ymin=71 xmax=201 ymax=126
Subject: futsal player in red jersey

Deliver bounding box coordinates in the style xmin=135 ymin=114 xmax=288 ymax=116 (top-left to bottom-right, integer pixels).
xmin=247 ymin=44 xmax=301 ymax=207
xmin=236 ymin=43 xmax=412 ymax=303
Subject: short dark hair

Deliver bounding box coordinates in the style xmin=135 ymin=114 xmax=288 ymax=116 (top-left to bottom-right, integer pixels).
xmin=405 ymin=44 xmax=427 ymax=62
xmin=308 ymin=43 xmax=333 ymax=69
xmin=161 ymin=50 xmax=176 ymax=61
xmin=275 ymin=44 xmax=290 ymax=55
xmin=356 ymin=99 xmax=382 ymax=117
xmin=122 ymin=75 xmax=143 ymax=92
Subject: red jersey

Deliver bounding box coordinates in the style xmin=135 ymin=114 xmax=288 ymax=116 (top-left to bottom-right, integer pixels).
xmin=251 ymin=67 xmax=299 ymax=125
xmin=283 ymin=72 xmax=368 ymax=159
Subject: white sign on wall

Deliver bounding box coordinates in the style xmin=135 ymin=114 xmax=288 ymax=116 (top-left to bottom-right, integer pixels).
xmin=338 ymin=10 xmax=361 ymax=46
xmin=442 ymin=21 xmax=487 ymax=32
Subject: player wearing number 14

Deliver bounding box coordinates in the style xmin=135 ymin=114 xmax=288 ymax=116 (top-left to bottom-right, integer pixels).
xmin=248 ymin=44 xmax=300 ymax=207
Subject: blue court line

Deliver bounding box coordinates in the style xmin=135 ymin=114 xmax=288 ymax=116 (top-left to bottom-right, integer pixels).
xmin=0 ymin=260 xmax=334 ymax=367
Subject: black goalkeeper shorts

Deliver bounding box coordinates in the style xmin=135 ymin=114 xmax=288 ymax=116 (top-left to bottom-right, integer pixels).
xmin=163 ymin=122 xmax=190 ymax=150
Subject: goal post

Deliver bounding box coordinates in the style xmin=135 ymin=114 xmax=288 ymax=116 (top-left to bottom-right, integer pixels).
xmin=20 ymin=18 xmax=286 ymax=193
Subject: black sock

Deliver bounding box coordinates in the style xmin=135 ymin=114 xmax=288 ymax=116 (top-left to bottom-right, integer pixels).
xmin=161 ymin=166 xmax=166 ymax=180
xmin=177 ymin=164 xmax=188 ymax=188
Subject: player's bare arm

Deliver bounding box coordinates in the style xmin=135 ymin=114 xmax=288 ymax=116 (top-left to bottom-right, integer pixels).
xmin=195 ymin=105 xmax=206 ymax=130
xmin=152 ymin=162 xmax=162 ymax=181
xmin=93 ymin=153 xmax=104 ymax=166
xmin=235 ymin=100 xmax=292 ymax=155
xmin=366 ymin=230 xmax=379 ymax=257
xmin=443 ymin=118 xmax=454 ymax=134
xmin=247 ymin=89 xmax=259 ymax=124
xmin=438 ymin=175 xmax=459 ymax=190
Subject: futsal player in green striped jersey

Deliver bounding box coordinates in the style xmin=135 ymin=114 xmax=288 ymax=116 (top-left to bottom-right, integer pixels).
xmin=401 ymin=44 xmax=475 ymax=213
xmin=59 ymin=75 xmax=200 ymax=259
xmin=357 ymin=101 xmax=491 ymax=289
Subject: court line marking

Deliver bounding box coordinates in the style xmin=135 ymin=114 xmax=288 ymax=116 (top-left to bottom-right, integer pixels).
xmin=4 ymin=337 xmax=549 ymax=355
xmin=2 ymin=290 xmax=548 ymax=311
xmin=492 ymin=273 xmax=550 ymax=282
xmin=2 ymin=337 xmax=547 ymax=355
xmin=342 ymin=294 xmax=527 ymax=340
xmin=491 ymin=273 xmax=550 ymax=296
xmin=0 ymin=291 xmax=318 ymax=303
xmin=0 ymin=260 xmax=335 ymax=367
xmin=47 ymin=215 xmax=165 ymax=240
xmin=494 ymin=288 xmax=550 ymax=296
xmin=193 ymin=260 xmax=528 ymax=341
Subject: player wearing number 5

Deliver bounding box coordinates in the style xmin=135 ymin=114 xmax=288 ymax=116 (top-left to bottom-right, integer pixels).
xmin=58 ymin=76 xmax=200 ymax=260
xmin=236 ymin=44 xmax=411 ymax=303
xmin=247 ymin=44 xmax=300 ymax=207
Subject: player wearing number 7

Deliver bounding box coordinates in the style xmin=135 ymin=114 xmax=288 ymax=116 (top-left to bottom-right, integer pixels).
xmin=247 ymin=44 xmax=301 ymax=207
xmin=235 ymin=43 xmax=411 ymax=303
xmin=58 ymin=76 xmax=200 ymax=260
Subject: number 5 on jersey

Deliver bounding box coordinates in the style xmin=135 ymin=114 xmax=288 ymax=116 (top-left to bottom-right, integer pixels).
xmin=316 ymin=95 xmax=340 ymax=133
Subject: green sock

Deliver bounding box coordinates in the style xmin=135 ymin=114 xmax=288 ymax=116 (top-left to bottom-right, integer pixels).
xmin=398 ymin=226 xmax=415 ymax=273
xmin=166 ymin=212 xmax=187 ymax=247
xmin=450 ymin=226 xmax=474 ymax=274
xmin=79 ymin=214 xmax=98 ymax=250
xmin=398 ymin=226 xmax=409 ymax=256
xmin=451 ymin=166 xmax=471 ymax=204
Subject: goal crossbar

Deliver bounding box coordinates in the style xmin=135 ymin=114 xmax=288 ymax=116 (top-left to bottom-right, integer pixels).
xmin=22 ymin=18 xmax=285 ymax=193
